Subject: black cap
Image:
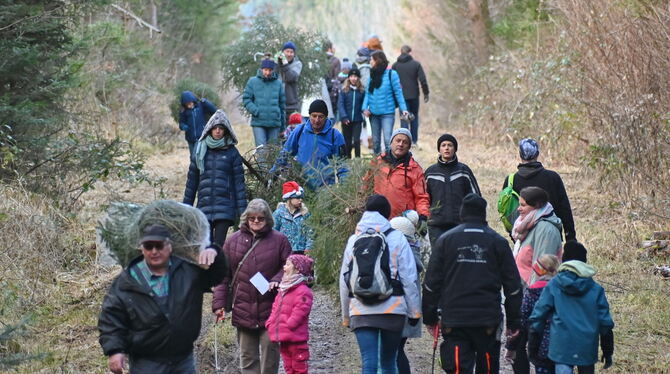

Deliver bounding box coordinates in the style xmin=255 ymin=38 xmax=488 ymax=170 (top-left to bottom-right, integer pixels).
xmin=139 ymin=224 xmax=171 ymax=244
xmin=365 ymin=194 xmax=391 ymax=219
xmin=460 ymin=193 xmax=487 ymax=221
xmin=563 ymin=240 xmax=588 ymax=263
xmin=348 ymin=68 xmax=361 ymax=78
xmin=437 ymin=134 xmax=458 ymax=152
xmin=308 ymin=99 xmax=328 ymax=116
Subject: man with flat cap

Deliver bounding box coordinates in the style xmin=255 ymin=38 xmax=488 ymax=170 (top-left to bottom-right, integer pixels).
xmin=98 ymin=224 xmax=226 ymax=374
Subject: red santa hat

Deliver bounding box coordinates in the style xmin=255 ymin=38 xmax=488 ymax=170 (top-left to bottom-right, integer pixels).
xmin=282 ymin=181 xmax=304 ymax=200
xmin=288 ymin=112 xmax=303 ymax=126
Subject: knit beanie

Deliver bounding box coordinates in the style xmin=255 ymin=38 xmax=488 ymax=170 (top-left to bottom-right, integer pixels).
xmin=391 ymin=128 xmax=412 ymax=144
xmin=260 ymin=59 xmax=276 ymax=69
xmin=341 ymin=59 xmax=352 ymax=71
xmin=519 ymin=138 xmax=540 ymax=161
xmin=288 ymin=113 xmax=303 ymax=126
xmin=401 ymin=210 xmax=420 ymax=227
xmin=437 ymin=134 xmax=458 ymax=152
xmin=282 ymin=181 xmax=304 ymax=200
xmin=563 ymin=240 xmax=588 ymax=263
xmin=308 ymin=99 xmax=328 ymax=116
xmin=365 ymin=194 xmax=391 ymax=219
xmin=282 ymin=41 xmax=296 ymax=51
xmin=357 ymin=47 xmax=371 ymax=58
xmin=390 ymin=217 xmax=416 ymax=237
xmin=460 ymin=193 xmax=487 ymax=221
xmin=288 ymin=254 xmax=313 ymax=277
xmin=348 ymin=68 xmax=361 ymax=78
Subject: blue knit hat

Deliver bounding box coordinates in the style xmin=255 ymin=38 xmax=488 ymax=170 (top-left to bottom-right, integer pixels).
xmin=282 ymin=41 xmax=296 ymax=51
xmin=519 ymin=138 xmax=540 ymax=161
xmin=260 ymin=59 xmax=276 ymax=69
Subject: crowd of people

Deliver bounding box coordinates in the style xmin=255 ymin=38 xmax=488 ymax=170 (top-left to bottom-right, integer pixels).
xmin=97 ymin=35 xmax=615 ymax=374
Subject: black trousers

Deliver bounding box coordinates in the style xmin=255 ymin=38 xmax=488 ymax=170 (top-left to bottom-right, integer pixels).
xmin=440 ymin=326 xmax=501 ymax=374
xmin=211 ymin=219 xmax=233 ymax=247
xmin=342 ymin=121 xmax=362 ymax=158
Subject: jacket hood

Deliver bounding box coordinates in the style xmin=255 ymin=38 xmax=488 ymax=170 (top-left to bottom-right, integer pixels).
xmin=397 ymin=53 xmax=413 ymax=63
xmin=538 ymin=210 xmax=563 ymax=232
xmin=181 ymin=91 xmax=198 ymax=106
xmin=275 ymin=202 xmax=309 ymax=217
xmin=555 ymin=261 xmax=596 ymax=295
xmin=356 ymin=211 xmax=391 ymax=234
xmin=199 ymin=109 xmax=238 ymax=144
xmin=256 ymin=68 xmax=279 ymax=81
xmin=305 ymin=118 xmax=335 ymax=134
xmin=517 ymin=161 xmax=545 ymax=178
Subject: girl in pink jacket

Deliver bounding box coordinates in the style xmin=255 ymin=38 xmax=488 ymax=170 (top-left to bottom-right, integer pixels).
xmin=265 ymin=254 xmax=314 ymax=374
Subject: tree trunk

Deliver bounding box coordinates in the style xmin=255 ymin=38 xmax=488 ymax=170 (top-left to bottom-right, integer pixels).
xmin=467 ymin=0 xmax=492 ymax=65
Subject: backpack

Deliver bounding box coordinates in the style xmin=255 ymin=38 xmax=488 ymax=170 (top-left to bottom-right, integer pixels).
xmin=344 ymin=228 xmax=403 ymax=304
xmin=498 ymin=173 xmax=520 ymax=233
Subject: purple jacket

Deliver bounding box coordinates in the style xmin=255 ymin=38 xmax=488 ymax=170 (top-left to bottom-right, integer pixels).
xmin=213 ymin=224 xmax=291 ymax=329
xmin=265 ymin=282 xmax=313 ymax=343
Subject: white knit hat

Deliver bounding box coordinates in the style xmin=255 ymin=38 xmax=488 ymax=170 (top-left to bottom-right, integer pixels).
xmin=390 ymin=217 xmax=416 ymax=237
xmin=401 ymin=210 xmax=420 ymax=227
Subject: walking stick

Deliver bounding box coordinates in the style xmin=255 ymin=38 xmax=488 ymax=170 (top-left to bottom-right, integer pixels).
xmin=431 ymin=324 xmax=440 ymax=374
xmin=214 ymin=322 xmax=220 ymax=372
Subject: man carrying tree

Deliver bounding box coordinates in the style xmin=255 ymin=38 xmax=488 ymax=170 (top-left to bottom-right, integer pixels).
xmin=278 ymin=41 xmax=303 ymax=131
xmin=98 ymin=224 xmax=226 ymax=374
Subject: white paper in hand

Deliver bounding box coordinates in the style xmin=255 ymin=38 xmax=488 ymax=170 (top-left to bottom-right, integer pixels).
xmin=250 ymin=272 xmax=270 ymax=295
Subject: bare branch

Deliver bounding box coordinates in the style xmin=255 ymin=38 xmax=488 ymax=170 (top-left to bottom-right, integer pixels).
xmin=110 ymin=4 xmax=161 ymax=34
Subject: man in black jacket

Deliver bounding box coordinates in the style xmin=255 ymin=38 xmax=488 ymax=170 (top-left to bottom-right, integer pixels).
xmin=392 ymin=45 xmax=429 ymax=145
xmin=423 ymin=194 xmax=522 ymax=374
xmin=98 ymin=224 xmax=226 ymax=374
xmin=502 ymin=138 xmax=576 ymax=241
xmin=425 ymin=134 xmax=481 ymax=249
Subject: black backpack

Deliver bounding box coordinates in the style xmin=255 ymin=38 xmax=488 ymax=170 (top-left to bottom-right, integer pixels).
xmin=344 ymin=228 xmax=403 ymax=304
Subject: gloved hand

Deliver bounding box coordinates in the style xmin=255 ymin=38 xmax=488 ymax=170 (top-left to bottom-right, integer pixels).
xmin=601 ymin=354 xmax=613 ymax=369
xmin=408 ymin=318 xmax=420 ymax=326
xmin=417 ymin=215 xmax=428 ymax=237
xmin=527 ymin=331 xmax=540 ymax=362
xmin=424 ymin=94 xmax=429 ymax=103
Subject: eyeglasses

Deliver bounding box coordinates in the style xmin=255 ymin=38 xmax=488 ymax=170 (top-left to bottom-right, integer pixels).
xmin=247 ymin=216 xmax=266 ymax=222
xmin=141 ymin=242 xmax=166 ymax=251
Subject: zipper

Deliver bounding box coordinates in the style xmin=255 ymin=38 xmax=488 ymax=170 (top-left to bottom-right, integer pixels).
xmin=351 ymin=91 xmax=356 ymax=120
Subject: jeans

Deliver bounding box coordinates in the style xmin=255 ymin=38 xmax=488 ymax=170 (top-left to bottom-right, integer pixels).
xmin=342 ymin=121 xmax=362 ymax=158
xmin=252 ymin=126 xmax=281 ymax=147
xmin=211 ymin=219 xmax=233 ymax=247
xmin=129 ymin=353 xmax=195 ymax=374
xmin=354 ymin=327 xmax=403 ymax=374
xmin=555 ymin=364 xmax=594 ymax=374
xmin=400 ymin=98 xmax=420 ymax=143
xmin=369 ymin=113 xmax=396 ymax=154
xmin=237 ymin=327 xmax=280 ymax=374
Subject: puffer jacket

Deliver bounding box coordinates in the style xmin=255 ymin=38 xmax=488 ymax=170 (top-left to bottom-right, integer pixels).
xmin=370 ymin=154 xmax=430 ymax=218
xmin=182 ymin=111 xmax=247 ymax=221
xmin=272 ymin=202 xmax=313 ymax=252
xmin=337 ymin=86 xmax=365 ymax=123
xmin=530 ymin=261 xmax=615 ymax=366
xmin=279 ymin=57 xmax=303 ymax=112
xmin=425 ymin=156 xmax=480 ymax=228
xmin=243 ymin=69 xmax=286 ymax=128
xmin=179 ymin=91 xmax=217 ymax=143
xmin=212 ymin=224 xmax=292 ymax=329
xmin=515 ymin=210 xmax=563 ymax=286
xmin=339 ymin=211 xmax=422 ymax=326
xmin=362 ymin=68 xmax=407 ymax=115
xmin=98 ymin=253 xmax=227 ymax=359
xmin=265 ymin=282 xmax=313 ymax=343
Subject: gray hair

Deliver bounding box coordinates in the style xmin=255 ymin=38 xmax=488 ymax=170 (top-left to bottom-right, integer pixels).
xmin=240 ymin=198 xmax=274 ymax=228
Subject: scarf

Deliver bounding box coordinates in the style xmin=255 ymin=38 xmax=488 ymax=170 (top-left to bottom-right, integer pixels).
xmin=512 ymin=202 xmax=555 ymax=243
xmin=195 ymin=135 xmax=235 ymax=173
xmin=279 ymin=273 xmax=307 ymax=291
xmin=368 ymin=63 xmax=388 ymax=93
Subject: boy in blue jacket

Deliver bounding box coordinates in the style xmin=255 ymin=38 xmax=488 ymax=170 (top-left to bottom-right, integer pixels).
xmin=178 ymin=91 xmax=217 ymax=156
xmin=529 ymin=241 xmax=614 ymax=374
xmin=273 ymin=181 xmax=313 ymax=254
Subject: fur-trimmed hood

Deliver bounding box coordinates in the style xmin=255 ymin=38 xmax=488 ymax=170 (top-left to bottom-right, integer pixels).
xmin=198 ymin=109 xmax=238 ymax=143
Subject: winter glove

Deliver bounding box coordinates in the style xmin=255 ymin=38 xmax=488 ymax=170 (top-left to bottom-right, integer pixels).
xmin=408 ymin=318 xmax=420 ymax=326
xmin=424 ymin=94 xmax=429 ymax=103
xmin=600 ymin=329 xmax=614 ymax=369
xmin=601 ymin=354 xmax=613 ymax=369
xmin=527 ymin=331 xmax=541 ymax=363
xmin=417 ymin=215 xmax=428 ymax=237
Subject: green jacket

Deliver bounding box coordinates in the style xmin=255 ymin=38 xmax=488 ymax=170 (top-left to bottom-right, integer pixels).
xmin=243 ymin=70 xmax=286 ymax=128
xmin=516 ymin=212 xmax=563 ymax=286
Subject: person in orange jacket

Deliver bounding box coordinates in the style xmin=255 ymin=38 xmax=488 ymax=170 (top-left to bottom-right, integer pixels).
xmin=367 ymin=128 xmax=430 ymax=228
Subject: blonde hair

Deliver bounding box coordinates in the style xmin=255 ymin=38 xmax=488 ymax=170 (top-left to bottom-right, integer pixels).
xmin=240 ymin=198 xmax=274 ymax=228
xmin=537 ymin=254 xmax=560 ymax=276
xmin=343 ymin=76 xmax=364 ymax=94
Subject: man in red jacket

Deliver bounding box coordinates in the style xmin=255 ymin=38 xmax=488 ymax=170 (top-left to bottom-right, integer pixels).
xmin=368 ymin=128 xmax=430 ymax=226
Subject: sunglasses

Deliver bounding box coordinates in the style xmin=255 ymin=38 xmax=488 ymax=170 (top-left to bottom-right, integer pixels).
xmin=247 ymin=216 xmax=266 ymax=222
xmin=141 ymin=242 xmax=167 ymax=251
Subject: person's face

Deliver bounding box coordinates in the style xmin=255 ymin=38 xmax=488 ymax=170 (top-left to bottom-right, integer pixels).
xmin=262 ymin=67 xmax=273 ymax=78
xmin=140 ymin=241 xmax=172 ymax=270
xmin=211 ymin=125 xmax=226 ymax=140
xmin=348 ymin=75 xmax=359 ymax=85
xmin=439 ymin=140 xmax=456 ymax=161
xmin=518 ymin=197 xmax=535 ymax=216
xmin=288 ymin=197 xmax=302 ymax=210
xmin=246 ymin=212 xmax=267 ymax=233
xmin=283 ymin=48 xmax=295 ymax=61
xmin=391 ymin=134 xmax=411 ymax=158
xmin=283 ymin=259 xmax=297 ymax=276
xmin=309 ymin=112 xmax=327 ymax=132
xmin=185 ymin=102 xmax=195 ymax=109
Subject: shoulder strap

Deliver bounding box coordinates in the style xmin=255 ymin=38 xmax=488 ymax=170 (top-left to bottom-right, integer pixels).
xmin=507 ymin=173 xmax=515 ymax=189
xmin=293 ymin=124 xmax=306 ymax=153
xmin=230 ymin=238 xmax=262 ymax=288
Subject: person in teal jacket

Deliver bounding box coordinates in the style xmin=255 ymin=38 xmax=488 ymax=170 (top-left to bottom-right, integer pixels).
xmin=273 ymin=181 xmax=313 ymax=254
xmin=529 ymin=260 xmax=615 ymax=374
xmin=243 ymin=59 xmax=286 ymax=146
xmin=362 ymin=51 xmax=410 ymax=154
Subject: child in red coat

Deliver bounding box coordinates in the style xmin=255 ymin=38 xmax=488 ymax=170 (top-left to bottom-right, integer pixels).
xmin=265 ymin=254 xmax=314 ymax=374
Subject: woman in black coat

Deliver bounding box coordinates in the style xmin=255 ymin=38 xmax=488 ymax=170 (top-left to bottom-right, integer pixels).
xmin=183 ymin=109 xmax=247 ymax=246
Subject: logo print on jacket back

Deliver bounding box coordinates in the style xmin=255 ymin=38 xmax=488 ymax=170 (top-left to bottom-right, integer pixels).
xmin=456 ymin=244 xmax=487 ymax=264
